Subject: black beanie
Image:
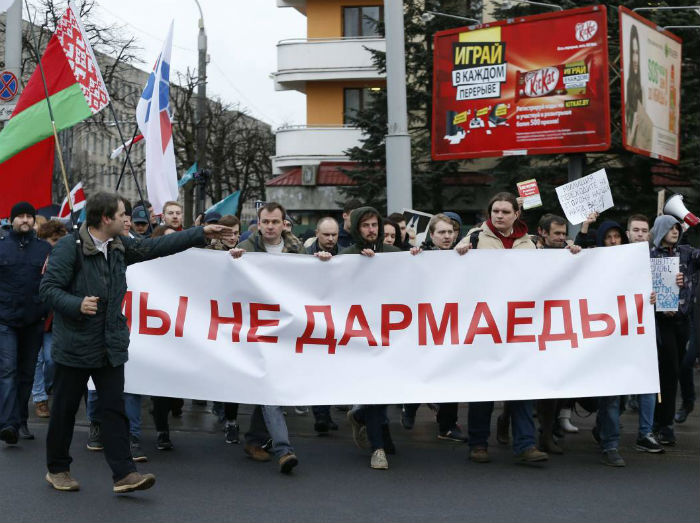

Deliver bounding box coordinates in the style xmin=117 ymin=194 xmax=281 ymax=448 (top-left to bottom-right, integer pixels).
xmin=10 ymin=201 xmax=36 ymax=222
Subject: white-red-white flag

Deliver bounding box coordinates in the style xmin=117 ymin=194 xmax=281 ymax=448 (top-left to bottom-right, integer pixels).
xmin=58 ymin=181 xmax=86 ymax=218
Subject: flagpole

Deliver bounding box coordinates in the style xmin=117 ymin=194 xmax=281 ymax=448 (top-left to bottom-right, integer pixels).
xmin=115 ymin=123 xmax=139 ymax=191
xmin=108 ymin=102 xmax=152 ymax=233
xmin=23 ymin=0 xmax=73 ymax=215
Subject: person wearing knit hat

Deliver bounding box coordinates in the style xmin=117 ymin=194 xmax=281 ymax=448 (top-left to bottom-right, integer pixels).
xmin=0 ymin=200 xmax=51 ymax=446
xmin=10 ymin=201 xmax=36 ymax=225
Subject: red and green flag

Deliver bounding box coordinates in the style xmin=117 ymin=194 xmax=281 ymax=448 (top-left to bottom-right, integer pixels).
xmin=0 ymin=1 xmax=109 ymax=164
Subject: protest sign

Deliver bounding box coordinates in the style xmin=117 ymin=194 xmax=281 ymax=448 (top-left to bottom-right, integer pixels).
xmin=120 ymin=243 xmax=658 ymax=405
xmin=402 ymin=208 xmax=433 ymax=246
xmin=555 ymin=168 xmax=614 ymax=224
xmin=650 ymin=256 xmax=680 ymax=312
xmin=517 ymin=179 xmax=542 ymax=210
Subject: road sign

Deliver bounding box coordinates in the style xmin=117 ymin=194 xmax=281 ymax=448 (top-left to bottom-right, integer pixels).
xmin=0 ymin=69 xmax=19 ymax=122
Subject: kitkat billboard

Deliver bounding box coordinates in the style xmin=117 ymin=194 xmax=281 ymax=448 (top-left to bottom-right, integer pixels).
xmin=432 ymin=6 xmax=610 ymax=160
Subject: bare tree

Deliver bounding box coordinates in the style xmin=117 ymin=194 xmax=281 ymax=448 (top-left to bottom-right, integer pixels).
xmin=171 ymin=70 xmax=273 ymax=222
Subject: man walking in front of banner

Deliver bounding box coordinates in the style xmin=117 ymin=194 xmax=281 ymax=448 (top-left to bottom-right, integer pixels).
xmin=40 ymin=192 xmax=233 ymax=493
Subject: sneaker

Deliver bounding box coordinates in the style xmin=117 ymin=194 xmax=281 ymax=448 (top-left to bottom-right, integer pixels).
xmin=370 ymin=449 xmax=388 ymax=470
xmin=294 ymin=406 xmax=309 ymax=416
xmin=244 ymin=443 xmax=271 ymax=462
xmin=86 ymin=422 xmax=103 ymax=451
xmin=45 ymin=471 xmax=79 ymax=491
xmin=635 ymin=433 xmax=664 ymax=453
xmin=438 ymin=425 xmax=468 ymax=442
xmin=113 ymin=472 xmax=156 ymax=493
xmin=35 ymin=401 xmax=50 ymax=418
xmin=469 ymin=447 xmax=491 ymax=463
xmin=130 ymin=436 xmax=148 ymax=462
xmin=674 ymin=402 xmax=694 ymax=424
xmin=496 ymin=413 xmax=510 ymax=445
xmin=156 ymin=431 xmax=173 ymax=450
xmin=558 ymin=409 xmax=579 ymax=433
xmin=400 ymin=407 xmax=415 ymax=430
xmin=224 ymin=421 xmax=240 ymax=444
xmin=0 ymin=426 xmax=18 ymax=445
xmin=515 ymin=446 xmax=549 ymax=463
xmin=347 ymin=410 xmax=370 ymax=449
xmin=279 ymin=452 xmax=299 ymax=474
xmin=656 ymin=428 xmax=676 ymax=446
xmin=18 ymin=423 xmax=34 ymax=440
xmin=601 ymin=449 xmax=626 ymax=467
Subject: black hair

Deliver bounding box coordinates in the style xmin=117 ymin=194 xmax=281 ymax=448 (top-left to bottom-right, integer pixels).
xmin=85 ymin=192 xmax=120 ymax=228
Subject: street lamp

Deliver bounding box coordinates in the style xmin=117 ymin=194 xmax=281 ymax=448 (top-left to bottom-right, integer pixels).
xmin=420 ymin=11 xmax=480 ymax=25
xmin=499 ymin=0 xmax=562 ymax=11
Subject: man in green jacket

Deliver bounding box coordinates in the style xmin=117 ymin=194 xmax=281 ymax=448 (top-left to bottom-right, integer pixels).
xmin=40 ymin=192 xmax=233 ymax=493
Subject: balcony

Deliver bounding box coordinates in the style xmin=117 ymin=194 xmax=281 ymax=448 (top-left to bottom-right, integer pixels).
xmin=277 ymin=0 xmax=306 ymax=14
xmin=272 ymin=125 xmax=364 ymax=173
xmin=274 ymin=37 xmax=386 ymax=92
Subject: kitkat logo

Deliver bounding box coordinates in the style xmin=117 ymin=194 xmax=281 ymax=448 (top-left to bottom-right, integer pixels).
xmin=575 ymin=20 xmax=597 ymax=42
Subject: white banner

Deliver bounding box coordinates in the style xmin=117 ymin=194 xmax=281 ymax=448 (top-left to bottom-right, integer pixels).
xmin=122 ymin=243 xmax=659 ymax=404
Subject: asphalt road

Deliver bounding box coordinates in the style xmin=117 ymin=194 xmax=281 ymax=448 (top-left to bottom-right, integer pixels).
xmin=1 ymin=395 xmax=698 ymax=523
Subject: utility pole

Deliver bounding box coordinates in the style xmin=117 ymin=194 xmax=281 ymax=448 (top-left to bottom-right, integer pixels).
xmin=4 ymin=0 xmax=21 ymax=72
xmin=384 ymin=0 xmax=412 ymax=213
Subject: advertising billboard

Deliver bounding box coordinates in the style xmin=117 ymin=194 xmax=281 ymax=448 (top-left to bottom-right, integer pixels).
xmin=432 ymin=6 xmax=610 ymax=160
xmin=619 ymin=6 xmax=682 ymax=165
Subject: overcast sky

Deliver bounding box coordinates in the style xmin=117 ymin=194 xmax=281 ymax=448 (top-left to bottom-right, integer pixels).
xmin=91 ymin=0 xmax=308 ymax=128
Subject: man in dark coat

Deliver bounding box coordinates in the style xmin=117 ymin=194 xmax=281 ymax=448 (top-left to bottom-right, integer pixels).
xmin=0 ymin=202 xmax=51 ymax=445
xmin=40 ymin=192 xmax=233 ymax=493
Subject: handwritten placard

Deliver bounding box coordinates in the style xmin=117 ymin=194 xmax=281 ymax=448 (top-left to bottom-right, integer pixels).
xmin=651 ymin=257 xmax=680 ymax=312
xmin=555 ymin=169 xmax=614 ymax=225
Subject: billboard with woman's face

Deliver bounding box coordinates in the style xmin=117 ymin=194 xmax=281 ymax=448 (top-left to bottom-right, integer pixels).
xmin=620 ymin=7 xmax=682 ymax=165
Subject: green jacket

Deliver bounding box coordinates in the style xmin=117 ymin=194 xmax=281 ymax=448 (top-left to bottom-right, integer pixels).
xmin=39 ymin=223 xmax=207 ymax=368
xmin=237 ymin=230 xmax=303 ymax=254
xmin=339 ymin=206 xmax=402 ymax=255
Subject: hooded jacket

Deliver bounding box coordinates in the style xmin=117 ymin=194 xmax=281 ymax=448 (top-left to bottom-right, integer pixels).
xmin=595 ymin=220 xmax=629 ymax=247
xmin=650 ymin=215 xmax=700 ymax=317
xmin=339 ymin=206 xmax=402 ymax=255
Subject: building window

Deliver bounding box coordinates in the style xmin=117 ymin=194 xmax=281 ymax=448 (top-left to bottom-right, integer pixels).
xmin=343 ymin=6 xmax=383 ymax=37
xmin=343 ymin=87 xmax=381 ymax=123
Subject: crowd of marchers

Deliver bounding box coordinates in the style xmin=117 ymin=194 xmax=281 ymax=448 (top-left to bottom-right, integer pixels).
xmin=0 ymin=189 xmax=697 ymax=494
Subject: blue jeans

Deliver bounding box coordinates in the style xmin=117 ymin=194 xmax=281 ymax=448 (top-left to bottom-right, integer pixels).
xmin=87 ymin=390 xmax=142 ymax=439
xmin=0 ymin=322 xmax=43 ymax=430
xmin=468 ymin=400 xmax=536 ymax=454
xmin=597 ymin=396 xmax=620 ymax=451
xmin=244 ymin=405 xmax=294 ymax=459
xmin=637 ymin=393 xmax=655 ymax=437
xmin=31 ymin=332 xmax=54 ymax=403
